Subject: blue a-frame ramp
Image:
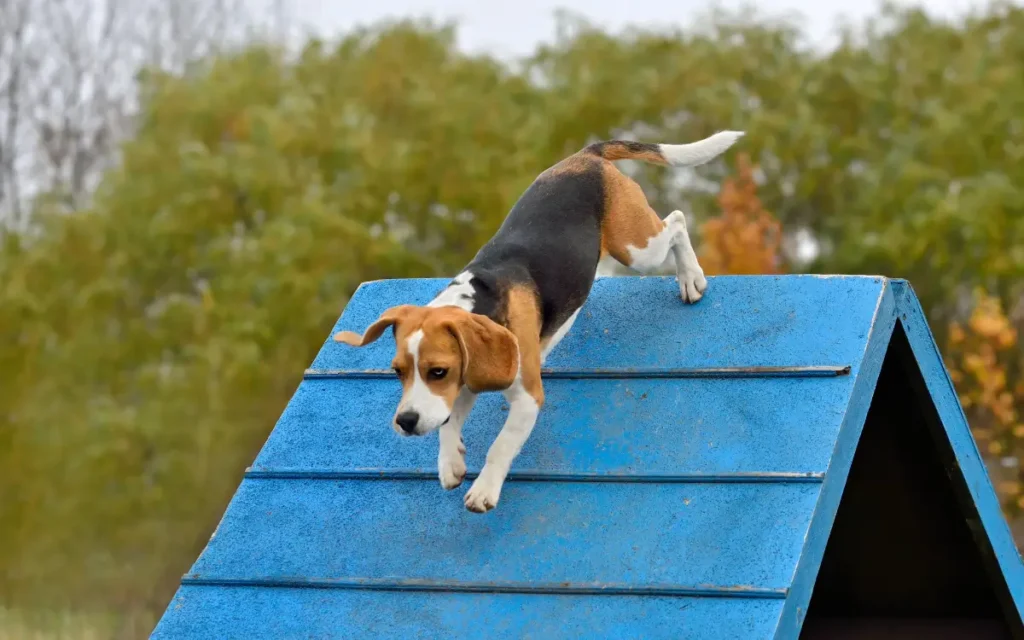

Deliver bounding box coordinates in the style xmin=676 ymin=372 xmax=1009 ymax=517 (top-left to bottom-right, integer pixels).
xmin=153 ymin=276 xmax=1023 ymax=639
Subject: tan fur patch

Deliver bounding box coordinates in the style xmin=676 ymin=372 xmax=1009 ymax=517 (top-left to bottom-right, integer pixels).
xmin=598 ymin=160 xmax=666 ymax=266
xmin=504 ymin=285 xmax=544 ymax=406
xmin=598 ymin=146 xmax=667 ymax=165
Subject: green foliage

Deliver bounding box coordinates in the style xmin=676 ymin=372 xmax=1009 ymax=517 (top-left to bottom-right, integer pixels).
xmin=2 ymin=6 xmax=1024 ymax=627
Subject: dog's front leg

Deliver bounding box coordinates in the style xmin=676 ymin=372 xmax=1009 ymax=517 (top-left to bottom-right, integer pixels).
xmin=464 ymin=382 xmax=541 ymax=513
xmin=438 ymin=388 xmax=475 ymax=489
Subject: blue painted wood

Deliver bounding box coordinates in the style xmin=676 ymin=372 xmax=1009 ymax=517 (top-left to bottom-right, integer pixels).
xmin=312 ymin=276 xmax=886 ymax=372
xmin=152 ymin=587 xmax=785 ymax=639
xmin=152 ymin=275 xmax=1024 ymax=639
xmin=252 ymin=377 xmax=853 ymax=475
xmin=774 ymin=280 xmax=898 ymax=638
xmin=187 ymin=479 xmax=818 ymax=590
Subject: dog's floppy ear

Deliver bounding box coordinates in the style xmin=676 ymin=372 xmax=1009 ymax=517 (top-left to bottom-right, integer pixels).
xmin=446 ymin=312 xmax=519 ymax=392
xmin=334 ymin=305 xmax=415 ymax=346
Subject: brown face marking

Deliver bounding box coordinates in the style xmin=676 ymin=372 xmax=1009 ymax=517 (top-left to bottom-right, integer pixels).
xmin=406 ymin=319 xmax=464 ymax=410
xmin=598 ymin=160 xmax=666 ymax=267
xmin=340 ymin=304 xmax=520 ymax=425
xmin=504 ymin=285 xmax=545 ymax=406
xmin=335 ymin=305 xmax=461 ymax=426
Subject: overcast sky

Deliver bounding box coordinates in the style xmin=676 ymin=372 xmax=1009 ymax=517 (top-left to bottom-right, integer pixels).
xmin=274 ymin=0 xmax=983 ymax=55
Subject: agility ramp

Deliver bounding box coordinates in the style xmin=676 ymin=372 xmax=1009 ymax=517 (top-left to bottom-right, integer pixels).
xmin=153 ymin=276 xmax=1023 ymax=639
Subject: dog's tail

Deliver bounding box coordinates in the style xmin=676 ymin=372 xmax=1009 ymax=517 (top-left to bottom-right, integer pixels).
xmin=582 ymin=131 xmax=744 ymax=167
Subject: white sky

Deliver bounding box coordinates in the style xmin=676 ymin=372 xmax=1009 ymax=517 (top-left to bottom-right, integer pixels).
xmin=273 ymin=0 xmax=984 ymax=55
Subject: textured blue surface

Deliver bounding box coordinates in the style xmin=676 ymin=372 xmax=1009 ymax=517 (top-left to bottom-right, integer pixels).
xmin=312 ymin=276 xmax=884 ymax=372
xmin=253 ymin=377 xmax=852 ymax=475
xmin=152 ymin=276 xmax=1024 ymax=639
xmin=189 ymin=479 xmax=818 ymax=590
xmin=155 ymin=587 xmax=785 ymax=639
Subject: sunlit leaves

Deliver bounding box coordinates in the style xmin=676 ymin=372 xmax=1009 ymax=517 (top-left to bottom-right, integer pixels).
xmin=947 ymin=291 xmax=1024 ymax=513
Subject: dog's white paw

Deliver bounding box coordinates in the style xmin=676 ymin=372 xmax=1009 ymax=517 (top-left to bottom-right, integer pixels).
xmin=680 ymin=268 xmax=707 ymax=303
xmin=438 ymin=454 xmax=467 ymax=490
xmin=464 ymin=472 xmax=503 ymax=513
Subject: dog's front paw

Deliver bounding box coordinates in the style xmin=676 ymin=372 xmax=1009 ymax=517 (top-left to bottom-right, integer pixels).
xmin=464 ymin=472 xmax=503 ymax=513
xmin=680 ymin=268 xmax=707 ymax=303
xmin=438 ymin=454 xmax=467 ymax=490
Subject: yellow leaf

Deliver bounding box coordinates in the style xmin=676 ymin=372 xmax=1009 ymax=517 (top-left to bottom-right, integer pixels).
xmin=949 ymin=323 xmax=965 ymax=345
xmin=998 ymin=481 xmax=1019 ymax=495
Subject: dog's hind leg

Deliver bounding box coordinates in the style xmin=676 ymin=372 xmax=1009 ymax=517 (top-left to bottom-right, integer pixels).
xmin=599 ymin=162 xmax=707 ymax=302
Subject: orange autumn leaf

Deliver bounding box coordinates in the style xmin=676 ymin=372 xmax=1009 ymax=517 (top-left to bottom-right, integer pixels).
xmin=700 ymin=153 xmax=783 ymax=276
xmin=946 ymin=289 xmax=1024 ymax=516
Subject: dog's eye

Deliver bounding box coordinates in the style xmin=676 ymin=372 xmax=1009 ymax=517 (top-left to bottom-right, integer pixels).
xmin=427 ymin=367 xmax=448 ymax=381
xmin=393 ymin=367 xmax=404 ymax=378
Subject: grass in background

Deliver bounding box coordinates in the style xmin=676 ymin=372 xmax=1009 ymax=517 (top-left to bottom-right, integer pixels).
xmin=0 ymin=608 xmax=155 ymax=640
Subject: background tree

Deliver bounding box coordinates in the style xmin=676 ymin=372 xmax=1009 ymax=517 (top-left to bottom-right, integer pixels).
xmin=0 ymin=0 xmax=279 ymax=228
xmin=2 ymin=5 xmax=1024 ymax=635
xmin=700 ymin=152 xmax=783 ymax=275
xmin=946 ymin=291 xmax=1024 ymax=541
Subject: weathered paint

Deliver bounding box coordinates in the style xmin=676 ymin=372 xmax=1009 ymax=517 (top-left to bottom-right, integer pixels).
xmin=151 ymin=276 xmax=1024 ymax=639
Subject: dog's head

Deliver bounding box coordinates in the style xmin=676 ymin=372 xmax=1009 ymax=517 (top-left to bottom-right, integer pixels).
xmin=334 ymin=305 xmax=519 ymax=435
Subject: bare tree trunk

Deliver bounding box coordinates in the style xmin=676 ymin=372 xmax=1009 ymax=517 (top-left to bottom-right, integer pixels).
xmin=0 ymin=0 xmax=276 ymax=228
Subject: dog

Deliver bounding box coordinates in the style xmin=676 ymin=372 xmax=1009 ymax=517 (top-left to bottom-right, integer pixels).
xmin=334 ymin=131 xmax=743 ymax=513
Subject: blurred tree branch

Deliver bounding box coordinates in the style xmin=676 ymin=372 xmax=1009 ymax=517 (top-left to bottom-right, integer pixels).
xmin=0 ymin=0 xmax=267 ymax=228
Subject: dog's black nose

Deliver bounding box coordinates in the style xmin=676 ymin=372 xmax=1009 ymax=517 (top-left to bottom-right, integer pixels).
xmin=395 ymin=411 xmax=419 ymax=434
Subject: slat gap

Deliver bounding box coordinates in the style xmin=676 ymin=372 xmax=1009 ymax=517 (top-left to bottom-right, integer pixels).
xmin=304 ymin=365 xmax=851 ymax=380
xmin=180 ymin=576 xmax=788 ymax=599
xmin=244 ymin=469 xmax=825 ymax=484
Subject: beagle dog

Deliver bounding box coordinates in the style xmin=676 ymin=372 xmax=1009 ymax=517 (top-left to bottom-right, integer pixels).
xmin=335 ymin=131 xmax=743 ymax=513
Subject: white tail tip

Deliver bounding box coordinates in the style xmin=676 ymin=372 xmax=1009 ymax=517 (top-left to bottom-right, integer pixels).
xmin=660 ymin=131 xmax=745 ymax=167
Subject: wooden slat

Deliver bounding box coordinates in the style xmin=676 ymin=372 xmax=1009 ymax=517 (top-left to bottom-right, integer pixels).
xmin=313 ymin=275 xmax=885 ymax=372
xmin=188 ymin=479 xmax=819 ymax=591
xmin=152 ymin=586 xmax=785 ymax=639
xmin=253 ymin=376 xmax=852 ymax=475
